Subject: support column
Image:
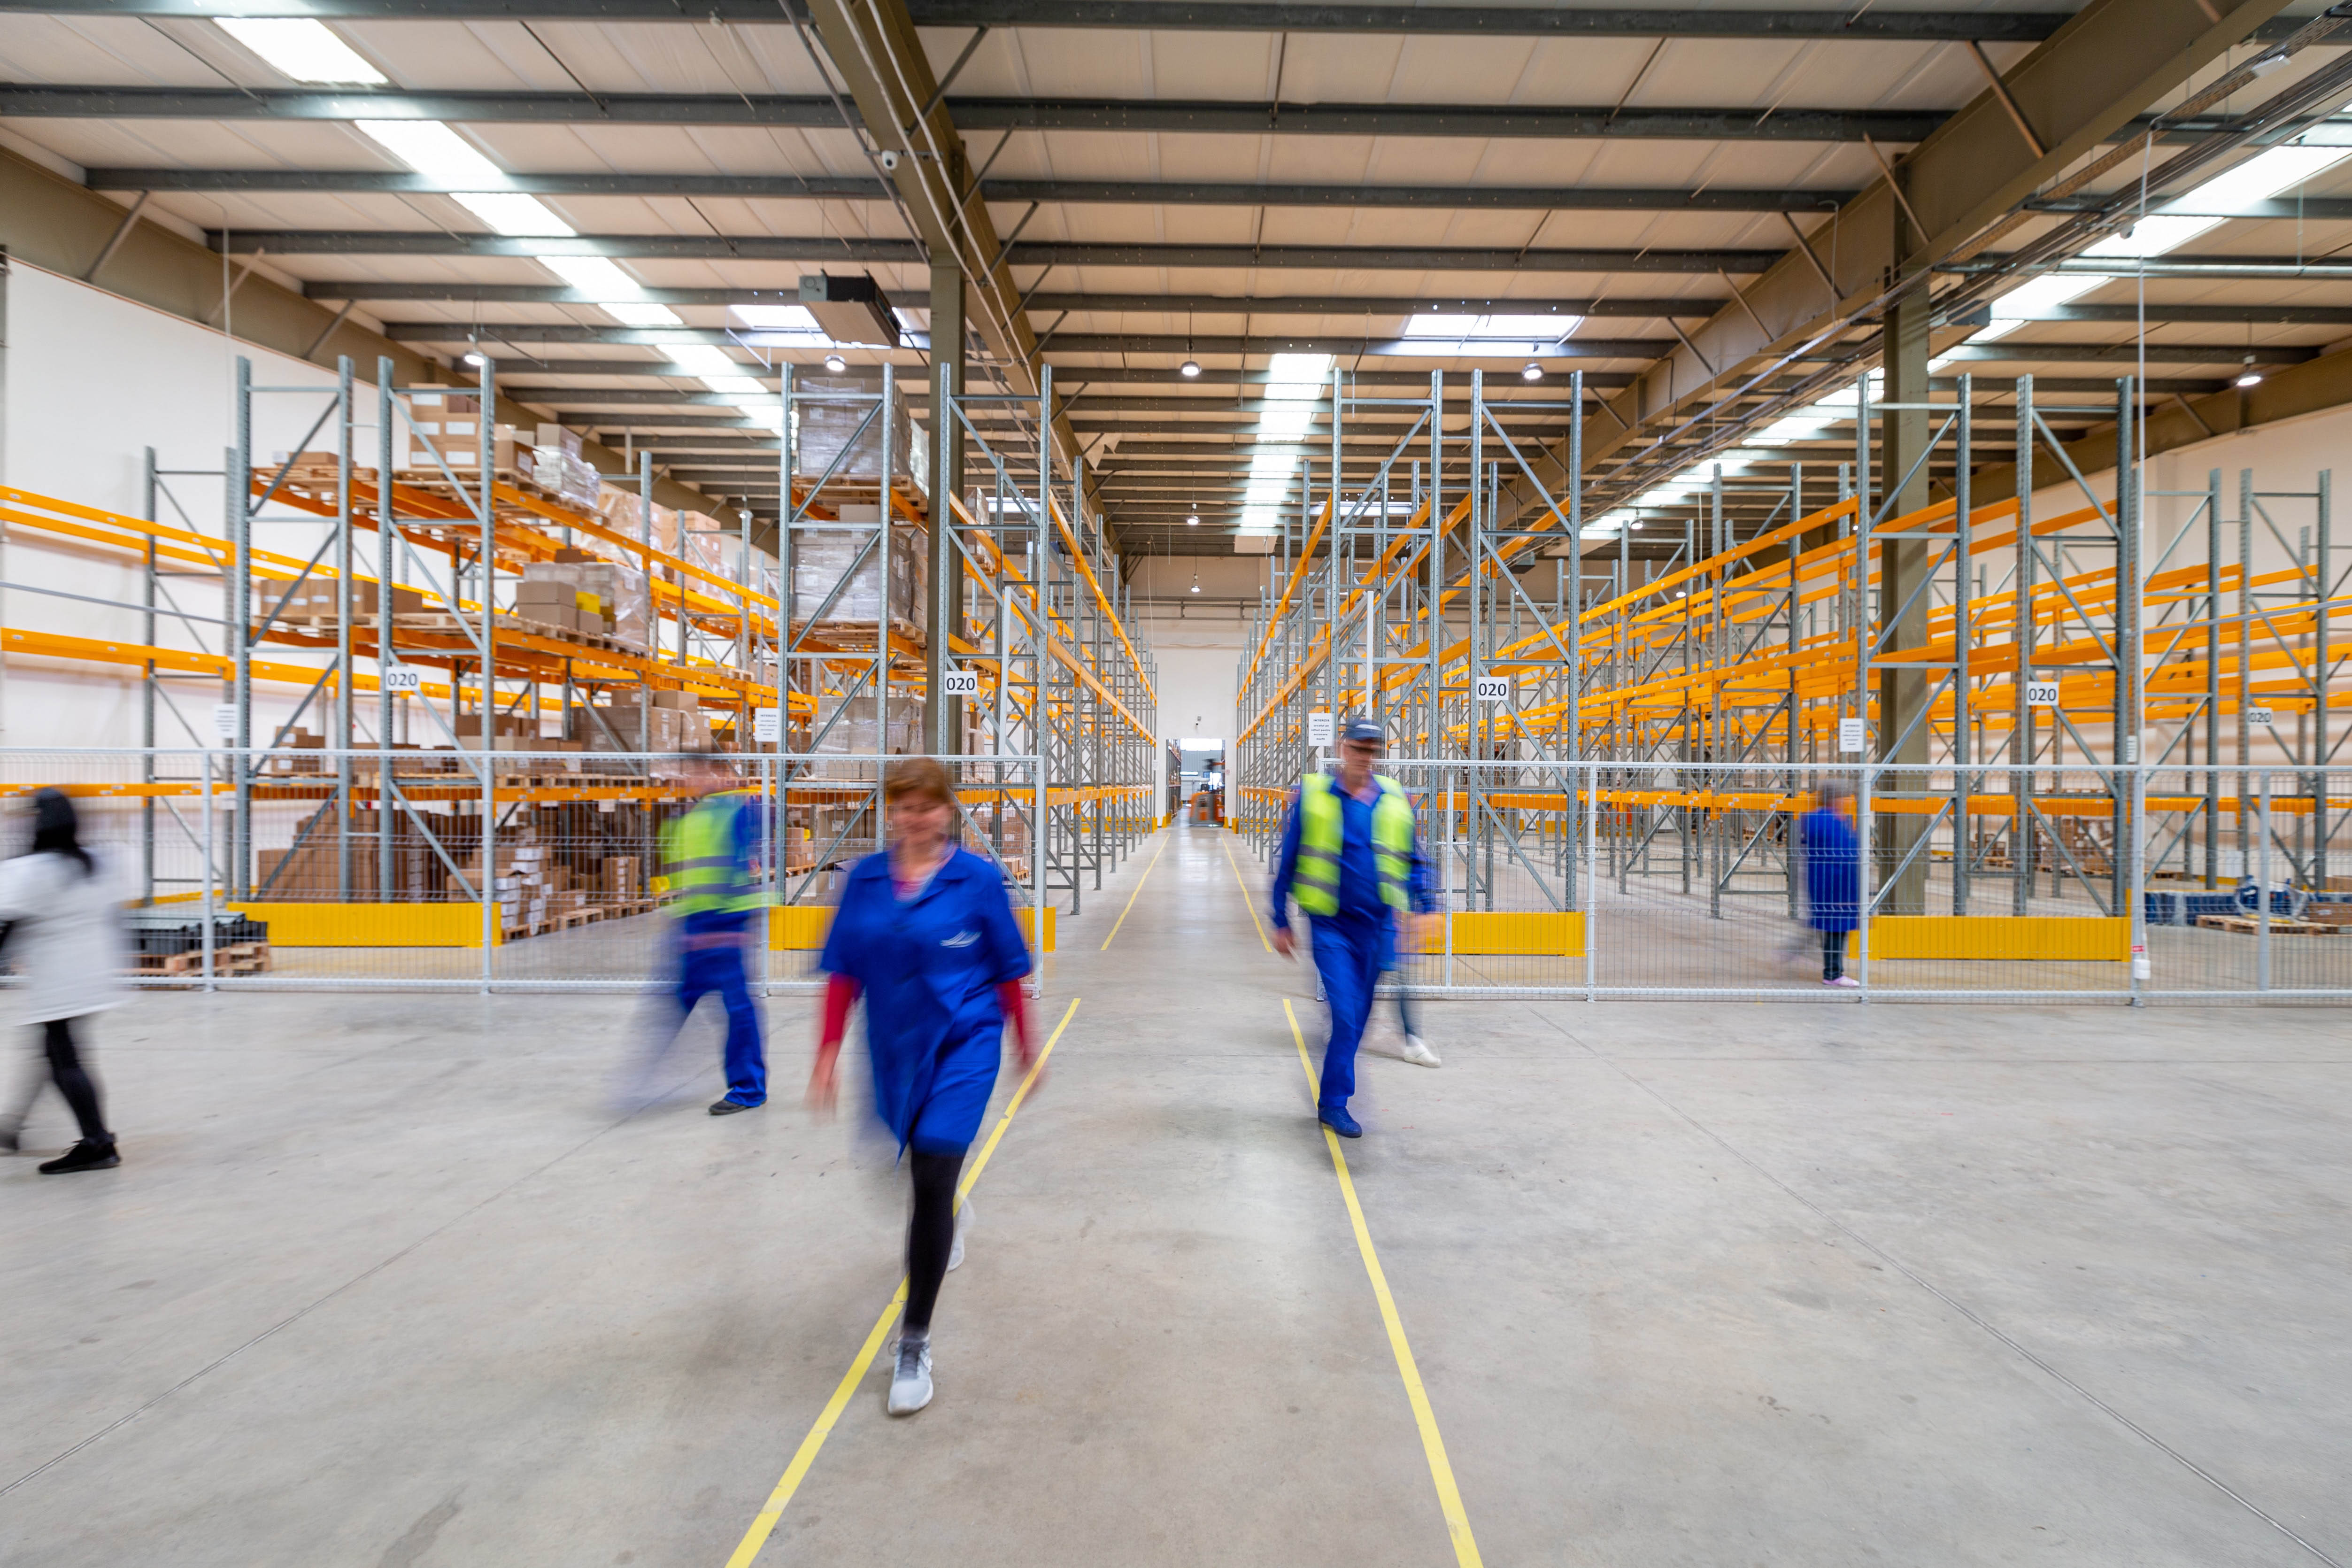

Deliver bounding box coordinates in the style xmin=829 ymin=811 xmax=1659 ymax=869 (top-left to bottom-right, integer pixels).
xmin=927 ymin=259 xmax=967 ymax=754
xmin=1876 ymin=210 xmax=1934 ymax=917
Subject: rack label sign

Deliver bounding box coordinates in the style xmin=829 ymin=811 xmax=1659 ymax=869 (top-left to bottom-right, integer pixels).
xmin=1306 ymin=711 xmax=1335 ymax=746
xmin=212 ymin=703 xmax=239 ymax=742
xmin=753 ymin=708 xmax=782 ymax=745
xmin=1838 ymin=717 xmax=1866 ymax=754
xmin=381 ymin=666 xmax=424 ymax=695
xmin=2024 ymin=681 xmax=2060 ymax=708
xmin=942 ymin=668 xmax=981 ymax=698
xmin=1475 ymin=676 xmax=1513 ymax=703
xmin=2246 ymin=705 xmax=2275 ymax=726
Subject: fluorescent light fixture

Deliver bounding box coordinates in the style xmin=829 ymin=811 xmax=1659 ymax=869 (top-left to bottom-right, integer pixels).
xmin=355 ymin=120 xmax=503 ymax=185
xmin=217 ymin=17 xmax=385 ymax=83
xmin=452 ymin=192 xmax=574 ymax=237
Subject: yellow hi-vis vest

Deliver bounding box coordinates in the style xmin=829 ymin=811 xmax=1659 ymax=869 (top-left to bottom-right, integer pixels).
xmin=658 ymin=792 xmax=761 ymax=916
xmin=1295 ymin=771 xmax=1413 ymax=918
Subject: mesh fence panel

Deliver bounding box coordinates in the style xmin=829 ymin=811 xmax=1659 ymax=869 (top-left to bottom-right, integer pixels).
xmin=0 ymin=749 xmax=1044 ymax=992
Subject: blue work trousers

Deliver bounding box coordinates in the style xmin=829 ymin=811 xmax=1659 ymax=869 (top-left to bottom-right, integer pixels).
xmin=1306 ymin=914 xmax=1383 ymax=1111
xmin=675 ymin=940 xmax=765 ymax=1106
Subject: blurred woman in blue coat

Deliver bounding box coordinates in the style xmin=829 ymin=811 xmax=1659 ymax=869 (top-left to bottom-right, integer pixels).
xmin=1800 ymin=780 xmax=1861 ymax=988
xmin=809 ymin=757 xmax=1036 ymax=1416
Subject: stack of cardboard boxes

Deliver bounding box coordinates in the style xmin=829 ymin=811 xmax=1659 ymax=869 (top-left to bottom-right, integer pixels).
xmin=524 ymin=423 xmax=601 ymax=511
xmin=263 ymin=576 xmax=432 ymax=626
xmin=405 ymin=394 xmax=518 ymax=477
xmin=574 ymin=688 xmax=715 ymax=753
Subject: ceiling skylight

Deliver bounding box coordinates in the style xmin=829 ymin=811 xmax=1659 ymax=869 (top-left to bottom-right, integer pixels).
xmin=217 ymin=18 xmax=385 ymax=84
xmin=451 ymin=192 xmax=575 ymax=238
xmin=1976 ymin=135 xmax=2352 ymax=340
xmin=354 ymin=121 xmax=504 ymax=187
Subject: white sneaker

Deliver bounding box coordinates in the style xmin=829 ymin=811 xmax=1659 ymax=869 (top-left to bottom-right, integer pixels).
xmin=949 ymin=1199 xmax=972 ymax=1272
xmin=887 ymin=1336 xmax=933 ymax=1415
xmin=1398 ymin=1035 xmax=1442 ymax=1068
xmin=1825 ymin=975 xmax=1861 ymax=989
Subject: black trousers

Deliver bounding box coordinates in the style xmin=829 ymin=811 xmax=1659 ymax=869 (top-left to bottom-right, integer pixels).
xmin=904 ymin=1150 xmax=966 ymax=1333
xmin=1821 ymin=929 xmax=1845 ymax=981
xmin=42 ymin=1017 xmax=110 ymax=1143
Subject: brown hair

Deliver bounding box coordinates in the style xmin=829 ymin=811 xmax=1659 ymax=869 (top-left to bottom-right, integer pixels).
xmin=883 ymin=755 xmax=955 ymax=808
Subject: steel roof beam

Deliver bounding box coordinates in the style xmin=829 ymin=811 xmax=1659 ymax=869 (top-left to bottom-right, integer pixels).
xmin=0 ymin=87 xmax=1946 ymax=142
xmin=0 ymin=2 xmax=2097 ymax=41
xmin=92 ymin=166 xmax=1855 ymax=212
xmin=383 ymin=320 xmax=1675 ymax=356
xmin=219 ymin=230 xmax=1781 ymax=270
xmin=308 ymin=281 xmax=1698 ymax=316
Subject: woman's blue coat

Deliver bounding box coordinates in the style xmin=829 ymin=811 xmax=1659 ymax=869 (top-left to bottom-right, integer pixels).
xmin=818 ymin=845 xmax=1033 ymax=1155
xmin=1801 ymin=806 xmax=1860 ymax=934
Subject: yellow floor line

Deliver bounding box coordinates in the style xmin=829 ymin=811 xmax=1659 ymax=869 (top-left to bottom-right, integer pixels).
xmin=1284 ymin=999 xmax=1485 ymax=1568
xmin=1100 ymin=835 xmax=1169 ymax=950
xmin=722 ymin=997 xmax=1082 ymax=1568
xmin=1224 ymin=836 xmax=1273 ymax=953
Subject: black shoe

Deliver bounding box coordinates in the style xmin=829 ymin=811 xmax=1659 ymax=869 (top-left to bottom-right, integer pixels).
xmin=708 ymin=1099 xmax=760 ymax=1116
xmin=39 ymin=1139 xmax=120 ymax=1174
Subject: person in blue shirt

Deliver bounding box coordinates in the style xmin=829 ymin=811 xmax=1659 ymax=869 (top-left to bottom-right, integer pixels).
xmin=809 ymin=756 xmax=1037 ymax=1417
xmin=1800 ymin=779 xmax=1861 ymax=989
xmin=1269 ymin=718 xmax=1437 ymax=1138
xmin=655 ymin=758 xmax=769 ymax=1113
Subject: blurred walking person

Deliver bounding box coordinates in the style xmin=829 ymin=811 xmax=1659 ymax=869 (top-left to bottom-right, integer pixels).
xmin=1800 ymin=780 xmax=1861 ymax=989
xmin=0 ymin=789 xmax=128 ymax=1172
xmin=1377 ymin=908 xmax=1440 ymax=1067
xmin=655 ymin=760 xmax=768 ymax=1114
xmin=808 ymin=757 xmax=1037 ymax=1416
xmin=1269 ymin=718 xmax=1437 ymax=1137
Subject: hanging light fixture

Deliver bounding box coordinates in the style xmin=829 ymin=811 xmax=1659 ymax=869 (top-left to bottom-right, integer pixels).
xmin=823 ymin=351 xmax=848 ymax=373
xmin=1181 ymin=309 xmax=1200 ymax=377
xmin=1187 ymin=511 xmax=1200 ymax=526
xmin=1190 ymin=568 xmax=1201 ymax=593
xmin=1180 ymin=358 xmax=1202 ymax=378
xmin=2236 ymin=354 xmax=2264 ymax=389
xmin=1521 ymin=362 xmax=1544 ymax=382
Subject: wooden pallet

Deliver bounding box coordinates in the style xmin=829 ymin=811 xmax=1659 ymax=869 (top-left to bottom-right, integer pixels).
xmin=135 ymin=941 xmax=271 ymax=975
xmin=2195 ymin=915 xmax=2338 ymax=936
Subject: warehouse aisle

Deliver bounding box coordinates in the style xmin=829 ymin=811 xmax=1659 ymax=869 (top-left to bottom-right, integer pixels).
xmin=3 ymin=821 xmax=2348 ymax=1567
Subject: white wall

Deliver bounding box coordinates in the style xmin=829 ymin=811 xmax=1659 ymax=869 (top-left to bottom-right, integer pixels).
xmin=4 ymin=262 xmax=349 ymax=749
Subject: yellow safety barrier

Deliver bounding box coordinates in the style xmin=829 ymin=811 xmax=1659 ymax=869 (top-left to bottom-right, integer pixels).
xmin=769 ymin=903 xmax=1056 ymax=953
xmin=226 ymin=902 xmax=495 ymax=947
xmin=1434 ymin=911 xmax=1586 ymax=957
xmin=1850 ymin=915 xmax=2129 ymax=961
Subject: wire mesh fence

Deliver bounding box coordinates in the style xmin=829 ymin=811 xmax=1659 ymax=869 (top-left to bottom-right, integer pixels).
xmin=1239 ymin=758 xmax=2352 ymax=1001
xmin=0 ymin=749 xmax=1046 ymax=992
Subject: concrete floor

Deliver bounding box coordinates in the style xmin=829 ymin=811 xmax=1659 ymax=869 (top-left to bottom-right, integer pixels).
xmin=3 ymin=822 xmax=2347 ymax=1566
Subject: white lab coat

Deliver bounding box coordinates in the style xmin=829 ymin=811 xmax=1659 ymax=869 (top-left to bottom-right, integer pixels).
xmin=0 ymin=849 xmax=129 ymax=1023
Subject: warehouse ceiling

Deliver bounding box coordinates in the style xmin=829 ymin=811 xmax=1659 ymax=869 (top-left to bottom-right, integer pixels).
xmin=2 ymin=0 xmax=2349 ymax=559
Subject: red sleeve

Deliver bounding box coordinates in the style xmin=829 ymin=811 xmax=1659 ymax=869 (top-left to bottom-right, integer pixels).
xmin=817 ymin=973 xmax=860 ymax=1066
xmin=996 ymin=980 xmax=1035 ymax=1066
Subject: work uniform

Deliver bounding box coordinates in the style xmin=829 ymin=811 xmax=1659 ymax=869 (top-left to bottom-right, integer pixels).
xmin=1800 ymin=803 xmax=1859 ymax=981
xmin=1270 ymin=772 xmax=1434 ymax=1113
xmin=659 ymin=791 xmax=766 ymax=1106
xmin=818 ymin=846 xmax=1033 ymax=1156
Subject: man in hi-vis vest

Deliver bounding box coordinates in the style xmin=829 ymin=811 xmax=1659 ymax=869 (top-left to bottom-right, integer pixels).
xmin=654 ymin=759 xmax=768 ymax=1114
xmin=1269 ymin=717 xmax=1437 ymax=1138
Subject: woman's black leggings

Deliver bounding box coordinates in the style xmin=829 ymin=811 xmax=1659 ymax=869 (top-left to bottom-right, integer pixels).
xmin=1821 ymin=929 xmax=1845 ymax=981
xmin=44 ymin=1017 xmax=110 ymax=1143
xmin=904 ymin=1150 xmax=966 ymax=1333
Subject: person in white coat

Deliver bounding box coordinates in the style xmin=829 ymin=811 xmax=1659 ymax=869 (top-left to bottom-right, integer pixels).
xmin=0 ymin=789 xmax=127 ymax=1173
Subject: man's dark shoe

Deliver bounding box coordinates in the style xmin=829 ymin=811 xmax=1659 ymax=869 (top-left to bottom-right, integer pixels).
xmin=708 ymin=1099 xmax=761 ymax=1116
xmin=39 ymin=1139 xmax=120 ymax=1174
xmin=1318 ymin=1106 xmax=1362 ymax=1139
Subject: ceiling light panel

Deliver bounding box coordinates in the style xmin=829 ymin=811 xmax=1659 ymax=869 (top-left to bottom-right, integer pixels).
xmin=217 ymin=18 xmax=385 ymax=84
xmin=354 ymin=120 xmax=503 ymax=187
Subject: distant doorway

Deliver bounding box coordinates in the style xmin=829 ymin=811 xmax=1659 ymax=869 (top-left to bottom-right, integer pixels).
xmin=1176 ymin=739 xmax=1225 ymax=826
